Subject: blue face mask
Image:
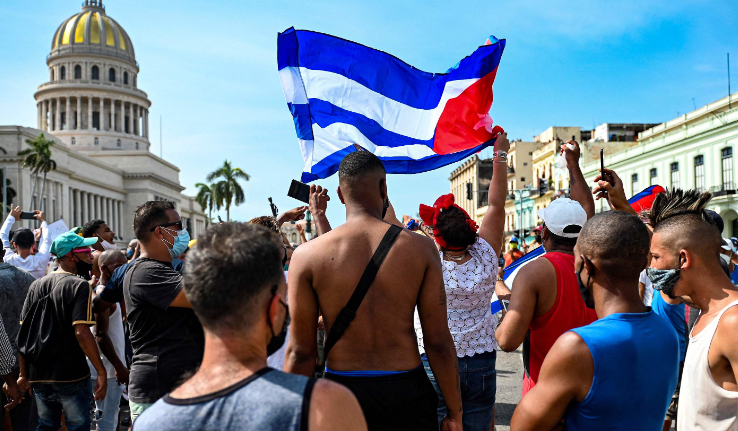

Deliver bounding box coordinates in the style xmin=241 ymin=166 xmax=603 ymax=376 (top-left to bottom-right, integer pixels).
xmin=126 ymin=249 xmax=134 ymax=259
xmin=160 ymin=227 xmax=190 ymax=260
xmin=647 ymin=258 xmax=682 ymax=297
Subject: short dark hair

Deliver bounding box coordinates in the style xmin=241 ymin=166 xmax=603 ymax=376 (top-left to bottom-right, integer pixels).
xmin=577 ymin=211 xmax=650 ymax=279
xmin=248 ymin=216 xmax=281 ymax=235
xmin=81 ymin=219 xmax=106 ymax=238
xmin=338 ymin=150 xmax=385 ymax=183
xmin=10 ymin=228 xmax=34 ymax=248
xmin=547 ymin=230 xmax=578 ymax=248
xmin=183 ymin=223 xmax=284 ymax=331
xmin=133 ymin=201 xmax=176 ymax=241
xmin=434 ymin=206 xmax=477 ymax=249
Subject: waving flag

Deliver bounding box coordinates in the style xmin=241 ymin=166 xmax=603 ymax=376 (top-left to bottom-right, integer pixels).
xmin=629 ymin=185 xmax=666 ymax=214
xmin=278 ymin=28 xmax=506 ymax=182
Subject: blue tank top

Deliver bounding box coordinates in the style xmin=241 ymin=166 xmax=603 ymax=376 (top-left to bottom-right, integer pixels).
xmin=650 ymin=292 xmax=687 ymax=361
xmin=131 ymin=368 xmax=315 ymax=431
xmin=565 ymin=311 xmax=679 ymax=431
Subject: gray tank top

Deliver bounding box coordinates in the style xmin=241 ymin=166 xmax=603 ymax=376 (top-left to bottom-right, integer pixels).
xmin=132 ymin=368 xmax=315 ymax=431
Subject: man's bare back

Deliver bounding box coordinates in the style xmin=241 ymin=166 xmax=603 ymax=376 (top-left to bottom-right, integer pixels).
xmin=288 ymin=217 xmax=440 ymax=372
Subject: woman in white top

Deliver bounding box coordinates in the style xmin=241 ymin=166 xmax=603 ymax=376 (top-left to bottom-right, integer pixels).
xmin=413 ymin=133 xmax=509 ymax=431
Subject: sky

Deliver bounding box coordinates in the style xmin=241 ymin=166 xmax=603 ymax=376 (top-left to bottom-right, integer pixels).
xmin=1 ymin=0 xmax=737 ymax=225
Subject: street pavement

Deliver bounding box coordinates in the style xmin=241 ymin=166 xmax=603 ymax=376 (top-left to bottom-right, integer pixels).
xmin=494 ymin=348 xmax=523 ymax=430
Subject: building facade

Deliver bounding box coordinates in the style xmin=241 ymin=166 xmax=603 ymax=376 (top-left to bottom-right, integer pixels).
xmin=583 ymin=93 xmax=738 ymax=235
xmin=0 ymin=0 xmax=206 ymax=242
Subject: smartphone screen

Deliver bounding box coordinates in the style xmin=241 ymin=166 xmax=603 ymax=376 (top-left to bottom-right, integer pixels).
xmin=19 ymin=211 xmax=36 ymax=220
xmin=287 ymin=179 xmax=311 ymax=204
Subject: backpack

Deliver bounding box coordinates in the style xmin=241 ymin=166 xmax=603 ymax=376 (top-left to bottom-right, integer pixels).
xmin=17 ymin=274 xmax=73 ymax=365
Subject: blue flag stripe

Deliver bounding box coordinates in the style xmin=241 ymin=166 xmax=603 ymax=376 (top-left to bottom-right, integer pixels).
xmin=278 ymin=28 xmax=505 ymax=110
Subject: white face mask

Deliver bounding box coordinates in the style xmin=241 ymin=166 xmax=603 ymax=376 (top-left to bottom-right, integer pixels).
xmin=98 ymin=235 xmax=117 ymax=250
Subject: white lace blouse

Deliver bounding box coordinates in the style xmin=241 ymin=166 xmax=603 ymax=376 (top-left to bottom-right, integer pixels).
xmin=415 ymin=236 xmax=499 ymax=358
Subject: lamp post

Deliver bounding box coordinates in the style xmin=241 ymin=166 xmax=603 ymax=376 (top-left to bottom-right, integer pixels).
xmin=512 ymin=186 xmax=532 ymax=243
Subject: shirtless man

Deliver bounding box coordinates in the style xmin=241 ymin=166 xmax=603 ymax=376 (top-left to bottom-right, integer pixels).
xmin=647 ymin=189 xmax=738 ymax=430
xmin=286 ymin=151 xmax=462 ymax=431
xmin=81 ymin=219 xmax=117 ymax=279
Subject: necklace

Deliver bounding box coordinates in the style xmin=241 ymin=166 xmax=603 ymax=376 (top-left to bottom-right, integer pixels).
xmin=443 ymin=251 xmax=467 ymax=261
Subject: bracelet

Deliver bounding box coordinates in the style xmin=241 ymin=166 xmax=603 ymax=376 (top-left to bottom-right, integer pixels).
xmin=493 ymin=161 xmax=508 ymax=164
xmin=496 ymin=277 xmax=504 ymax=282
xmin=493 ymin=150 xmax=508 ymax=160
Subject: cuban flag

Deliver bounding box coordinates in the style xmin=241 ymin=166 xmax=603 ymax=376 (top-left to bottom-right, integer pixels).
xmin=278 ymin=28 xmax=506 ymax=182
xmin=629 ymin=185 xmax=666 ymax=214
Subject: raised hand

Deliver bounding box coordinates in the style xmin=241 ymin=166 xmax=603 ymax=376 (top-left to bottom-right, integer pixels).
xmin=9 ymin=206 xmax=21 ymax=220
xmin=494 ymin=131 xmax=510 ymax=153
xmin=309 ymin=184 xmax=330 ymax=214
xmin=295 ymin=223 xmax=305 ymax=235
xmin=593 ymin=168 xmax=635 ymax=214
xmin=277 ymin=206 xmax=308 ymax=226
xmin=562 ymin=140 xmax=581 ymax=168
xmin=33 ymin=210 xmax=45 ymax=223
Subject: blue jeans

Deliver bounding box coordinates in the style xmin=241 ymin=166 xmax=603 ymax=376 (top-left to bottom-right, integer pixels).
xmin=93 ymin=378 xmax=124 ymax=431
xmin=32 ymin=379 xmax=92 ymax=431
xmin=422 ymin=350 xmax=497 ymax=431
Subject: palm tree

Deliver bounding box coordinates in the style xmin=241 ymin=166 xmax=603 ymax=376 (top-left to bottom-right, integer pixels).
xmin=194 ymin=182 xmax=222 ymax=227
xmin=206 ymin=160 xmax=250 ymax=222
xmin=18 ymin=133 xmax=57 ymax=211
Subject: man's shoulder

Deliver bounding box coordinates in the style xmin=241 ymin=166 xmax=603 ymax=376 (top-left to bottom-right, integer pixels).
xmin=715 ymin=303 xmax=738 ymax=354
xmin=0 ymin=263 xmax=34 ymax=282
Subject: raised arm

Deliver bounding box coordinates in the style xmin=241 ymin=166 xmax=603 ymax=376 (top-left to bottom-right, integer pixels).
xmin=416 ymin=238 xmax=463 ymax=429
xmin=563 ymin=141 xmax=595 ymax=219
xmin=34 ymin=211 xmax=51 ymax=260
xmin=478 ymin=132 xmax=510 ymax=257
xmin=510 ymin=332 xmax=593 ymax=431
xmin=1 ymin=207 xmax=19 ymax=255
xmin=592 ymin=168 xmax=637 ymax=215
xmin=284 ymin=245 xmax=320 ymax=376
xmin=309 ymin=185 xmax=332 ymax=236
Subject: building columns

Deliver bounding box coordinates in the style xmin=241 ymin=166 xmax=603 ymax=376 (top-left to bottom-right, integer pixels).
xmin=37 ymin=102 xmax=41 ymax=130
xmin=65 ymin=97 xmax=70 ymax=130
xmin=55 ymin=98 xmax=61 ymax=132
xmin=73 ymin=189 xmax=80 ymax=226
xmin=127 ymin=102 xmax=132 ymax=135
xmin=116 ymin=201 xmax=122 ymax=239
xmin=87 ymin=95 xmax=93 ymax=130
xmin=43 ymin=100 xmax=49 ymax=131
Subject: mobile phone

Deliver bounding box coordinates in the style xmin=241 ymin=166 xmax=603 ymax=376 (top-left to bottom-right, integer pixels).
xmin=599 ymin=148 xmax=609 ymax=187
xmin=20 ymin=211 xmax=36 ymax=220
xmin=287 ymin=179 xmax=311 ymax=204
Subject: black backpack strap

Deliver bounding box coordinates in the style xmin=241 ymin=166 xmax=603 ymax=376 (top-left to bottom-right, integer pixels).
xmin=323 ymin=224 xmax=403 ymax=358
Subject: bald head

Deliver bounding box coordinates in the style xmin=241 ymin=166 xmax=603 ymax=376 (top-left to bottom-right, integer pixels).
xmin=99 ymin=249 xmax=127 ymax=270
xmin=577 ymin=211 xmax=650 ymax=280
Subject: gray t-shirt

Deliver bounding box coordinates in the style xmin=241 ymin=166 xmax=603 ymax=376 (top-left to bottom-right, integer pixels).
xmin=0 ymin=263 xmax=35 ymax=355
xmin=132 ymin=368 xmax=315 ymax=431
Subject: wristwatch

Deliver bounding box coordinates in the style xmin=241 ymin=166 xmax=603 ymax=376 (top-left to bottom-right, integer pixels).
xmin=493 ymin=150 xmax=508 ymax=160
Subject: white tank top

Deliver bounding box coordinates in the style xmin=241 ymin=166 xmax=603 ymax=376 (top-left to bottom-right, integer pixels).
xmin=88 ymin=304 xmax=127 ymax=378
xmin=678 ymin=300 xmax=738 ymax=431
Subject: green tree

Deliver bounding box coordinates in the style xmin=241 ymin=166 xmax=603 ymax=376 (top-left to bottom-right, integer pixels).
xmin=194 ymin=182 xmax=222 ymax=227
xmin=206 ymin=160 xmax=250 ymax=222
xmin=18 ymin=133 xmax=57 ymax=212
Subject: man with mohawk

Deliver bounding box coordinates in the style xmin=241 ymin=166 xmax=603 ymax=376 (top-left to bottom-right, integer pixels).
xmin=648 ymin=189 xmax=738 ymax=431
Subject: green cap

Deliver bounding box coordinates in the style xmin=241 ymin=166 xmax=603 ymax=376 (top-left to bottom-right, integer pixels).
xmin=50 ymin=229 xmax=98 ymax=258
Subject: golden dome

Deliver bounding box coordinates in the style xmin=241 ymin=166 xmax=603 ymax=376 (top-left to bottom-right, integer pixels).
xmin=50 ymin=1 xmax=135 ymax=63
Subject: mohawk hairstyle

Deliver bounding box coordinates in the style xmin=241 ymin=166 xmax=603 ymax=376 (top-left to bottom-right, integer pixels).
xmin=649 ymin=189 xmax=714 ymax=228
xmin=248 ymin=216 xmax=281 ymax=235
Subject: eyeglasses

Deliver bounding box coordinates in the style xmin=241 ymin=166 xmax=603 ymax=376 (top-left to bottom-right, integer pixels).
xmin=150 ymin=220 xmax=183 ymax=232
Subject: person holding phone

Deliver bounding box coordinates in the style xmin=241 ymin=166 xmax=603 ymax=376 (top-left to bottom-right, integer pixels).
xmin=0 ymin=207 xmax=50 ymax=279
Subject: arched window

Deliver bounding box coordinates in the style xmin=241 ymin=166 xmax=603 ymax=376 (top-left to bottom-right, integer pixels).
xmin=94 ymin=137 xmax=99 ymax=146
xmin=123 ymin=71 xmax=129 ymax=85
xmin=116 ymin=139 xmax=121 ymax=147
xmin=108 ymin=68 xmax=115 ymax=82
xmin=135 ymin=142 xmax=139 ymax=150
xmin=60 ymin=66 xmax=66 ymax=80
xmin=74 ymin=65 xmax=82 ymax=79
xmin=91 ymin=65 xmax=99 ymax=80
xmin=50 ymin=69 xmax=54 ymax=81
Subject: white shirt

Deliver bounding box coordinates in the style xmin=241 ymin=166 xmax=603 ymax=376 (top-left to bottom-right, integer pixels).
xmin=88 ymin=302 xmax=126 ymax=378
xmin=1 ymin=215 xmax=51 ymax=279
xmin=415 ymin=237 xmax=499 ymax=358
xmin=639 ymin=270 xmax=654 ymax=306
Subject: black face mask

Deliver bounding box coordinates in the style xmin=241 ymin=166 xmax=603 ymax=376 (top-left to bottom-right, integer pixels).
xmin=576 ymin=258 xmax=596 ymax=309
xmin=381 ymin=196 xmax=389 ymax=219
xmin=266 ymin=290 xmax=290 ymax=356
xmin=75 ymin=258 xmax=93 ymax=280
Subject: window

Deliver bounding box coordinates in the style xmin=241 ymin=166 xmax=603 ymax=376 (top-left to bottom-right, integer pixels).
xmin=94 ymin=137 xmax=99 ymax=146
xmin=91 ymin=65 xmax=99 ymax=80
xmin=92 ymin=112 xmax=99 ymax=130
xmin=632 ymin=173 xmax=639 ymax=194
xmin=695 ymin=155 xmax=705 ymax=191
xmin=650 ymin=168 xmax=658 ymax=186
xmin=135 ymin=142 xmax=139 ymax=149
xmin=60 ymin=66 xmax=66 ymax=80
xmin=722 ymin=147 xmax=733 ymax=189
xmin=521 ymin=177 xmax=526 ymax=182
xmin=71 ymin=137 xmax=76 ymax=145
xmin=123 ymin=71 xmax=128 ymax=85
xmin=523 ymin=162 xmax=528 ymax=166
xmin=116 ymin=139 xmax=121 ymax=147
xmin=74 ymin=65 xmax=82 ymax=79
xmin=108 ymin=68 xmax=115 ymax=82
xmin=670 ymin=162 xmax=679 ymax=189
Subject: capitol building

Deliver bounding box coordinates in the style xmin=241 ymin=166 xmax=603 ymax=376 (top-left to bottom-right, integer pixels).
xmin=0 ymin=0 xmax=206 ymax=242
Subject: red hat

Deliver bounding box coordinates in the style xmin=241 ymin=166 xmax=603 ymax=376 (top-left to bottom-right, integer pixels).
xmin=419 ymin=194 xmax=478 ymax=251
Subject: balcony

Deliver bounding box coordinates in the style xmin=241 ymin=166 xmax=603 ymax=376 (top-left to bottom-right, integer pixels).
xmin=507 ymin=166 xmax=515 ymax=177
xmin=711 ymin=182 xmax=737 ymax=197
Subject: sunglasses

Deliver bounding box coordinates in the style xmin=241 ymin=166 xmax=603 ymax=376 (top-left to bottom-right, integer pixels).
xmin=71 ymin=248 xmax=92 ymax=256
xmin=150 ymin=220 xmax=183 ymax=232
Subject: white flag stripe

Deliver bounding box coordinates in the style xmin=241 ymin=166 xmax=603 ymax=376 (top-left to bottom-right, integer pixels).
xmin=283 ymin=67 xmax=478 ymax=140
xmin=279 ymin=67 xmax=309 ymax=105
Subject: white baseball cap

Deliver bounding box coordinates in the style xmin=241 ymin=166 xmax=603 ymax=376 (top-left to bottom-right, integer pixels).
xmin=537 ymin=198 xmax=587 ymax=238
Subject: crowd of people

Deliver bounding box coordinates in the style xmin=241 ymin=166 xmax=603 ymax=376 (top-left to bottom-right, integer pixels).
xmin=0 ymin=130 xmax=735 ymax=431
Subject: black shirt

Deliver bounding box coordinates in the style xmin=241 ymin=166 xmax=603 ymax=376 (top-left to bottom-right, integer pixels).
xmin=123 ymin=258 xmax=203 ymax=403
xmin=100 ymin=259 xmax=183 ymax=304
xmin=21 ymin=272 xmax=95 ymax=383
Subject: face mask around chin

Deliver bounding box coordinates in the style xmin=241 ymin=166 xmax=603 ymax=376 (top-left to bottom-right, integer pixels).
xmin=267 ymin=300 xmax=290 ymax=356
xmin=576 ymin=259 xmax=596 ymax=309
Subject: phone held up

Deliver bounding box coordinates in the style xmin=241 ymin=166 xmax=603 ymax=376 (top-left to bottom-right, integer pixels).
xmin=599 ymin=148 xmax=609 ymax=193
xmin=287 ymin=180 xmax=311 ymax=204
xmin=19 ymin=211 xmax=37 ymax=220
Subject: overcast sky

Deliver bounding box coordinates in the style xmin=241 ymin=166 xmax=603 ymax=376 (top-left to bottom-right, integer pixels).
xmin=1 ymin=0 xmax=736 ymax=224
